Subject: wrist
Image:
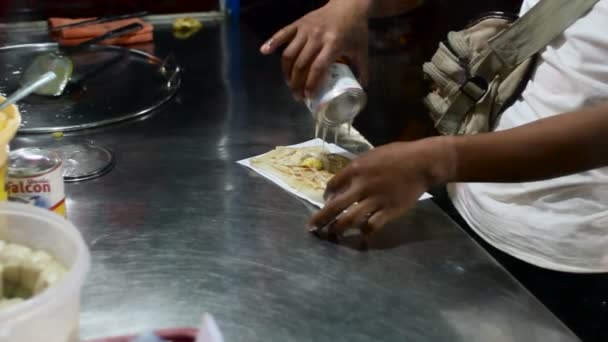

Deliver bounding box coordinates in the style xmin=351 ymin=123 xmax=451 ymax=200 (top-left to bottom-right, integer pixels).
xmin=420 ymin=136 xmax=458 ymax=186
xmin=331 ymin=0 xmax=373 ymax=16
xmin=369 ymin=0 xmax=424 ymax=18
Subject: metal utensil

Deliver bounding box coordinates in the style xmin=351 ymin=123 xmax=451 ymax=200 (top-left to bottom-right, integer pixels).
xmin=0 ymin=71 xmax=57 ymax=111
xmin=63 ymin=50 xmax=128 ymax=96
xmin=21 ymin=22 xmax=143 ymax=97
xmin=50 ymin=11 xmax=148 ymax=32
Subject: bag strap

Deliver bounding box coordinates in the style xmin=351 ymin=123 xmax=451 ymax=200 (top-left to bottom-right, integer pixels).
xmin=435 ymin=0 xmax=599 ymax=135
xmin=490 ymin=0 xmax=599 ymax=68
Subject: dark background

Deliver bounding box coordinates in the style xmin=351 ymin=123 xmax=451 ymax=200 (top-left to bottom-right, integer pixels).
xmin=0 ymin=0 xmax=523 ymax=145
xmin=0 ymin=0 xmax=218 ymax=20
xmin=239 ymin=0 xmax=523 ymax=145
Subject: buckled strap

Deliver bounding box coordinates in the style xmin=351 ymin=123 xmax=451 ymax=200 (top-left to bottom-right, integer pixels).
xmin=490 ymin=0 xmax=599 ymax=67
xmin=435 ymin=52 xmax=499 ymax=135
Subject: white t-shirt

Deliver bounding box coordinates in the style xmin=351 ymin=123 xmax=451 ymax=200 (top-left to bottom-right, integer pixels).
xmin=449 ymin=0 xmax=608 ymax=273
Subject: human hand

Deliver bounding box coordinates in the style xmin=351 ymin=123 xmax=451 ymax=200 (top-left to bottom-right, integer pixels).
xmin=309 ymin=138 xmax=449 ymax=235
xmin=260 ymin=0 xmax=370 ymax=100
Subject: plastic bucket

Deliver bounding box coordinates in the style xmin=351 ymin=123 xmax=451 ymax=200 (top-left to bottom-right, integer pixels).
xmin=0 ymin=202 xmax=90 ymax=342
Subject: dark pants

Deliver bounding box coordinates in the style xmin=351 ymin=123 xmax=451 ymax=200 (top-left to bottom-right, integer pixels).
xmin=430 ymin=187 xmax=608 ymax=342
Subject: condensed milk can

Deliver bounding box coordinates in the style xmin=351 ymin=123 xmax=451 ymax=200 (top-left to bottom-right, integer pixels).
xmin=305 ymin=61 xmax=367 ymax=128
xmin=7 ymin=147 xmax=66 ymax=217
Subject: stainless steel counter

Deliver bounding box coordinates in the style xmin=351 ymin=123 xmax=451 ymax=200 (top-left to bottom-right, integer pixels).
xmin=10 ymin=20 xmax=578 ymax=341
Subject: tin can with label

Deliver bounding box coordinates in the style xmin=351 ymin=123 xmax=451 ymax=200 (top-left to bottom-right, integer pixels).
xmin=305 ymin=61 xmax=367 ymax=127
xmin=7 ymin=148 xmax=66 ymax=217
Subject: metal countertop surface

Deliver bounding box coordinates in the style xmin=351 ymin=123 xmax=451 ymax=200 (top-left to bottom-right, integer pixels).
xmin=8 ymin=20 xmax=578 ymax=341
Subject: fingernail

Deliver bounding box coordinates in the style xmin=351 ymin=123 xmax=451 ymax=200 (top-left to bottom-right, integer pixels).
xmin=261 ymin=39 xmax=272 ymax=53
xmin=307 ymin=224 xmax=319 ymax=233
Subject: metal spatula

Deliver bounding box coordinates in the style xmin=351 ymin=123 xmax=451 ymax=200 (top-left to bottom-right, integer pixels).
xmin=0 ymin=71 xmax=57 ymax=111
xmin=20 ymin=22 xmax=143 ymax=97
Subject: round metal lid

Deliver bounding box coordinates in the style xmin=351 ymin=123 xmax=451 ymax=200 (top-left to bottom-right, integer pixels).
xmin=53 ymin=142 xmax=116 ymax=182
xmin=8 ymin=147 xmax=62 ymax=177
xmin=0 ymin=43 xmax=181 ymax=134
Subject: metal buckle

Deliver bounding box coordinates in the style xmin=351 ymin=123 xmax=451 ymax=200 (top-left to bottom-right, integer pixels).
xmin=460 ymin=76 xmax=489 ymax=103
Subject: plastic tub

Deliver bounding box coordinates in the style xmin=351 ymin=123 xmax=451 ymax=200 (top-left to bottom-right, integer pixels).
xmin=0 ymin=202 xmax=90 ymax=342
xmin=0 ymin=96 xmax=22 ymax=201
xmin=86 ymin=328 xmax=198 ymax=342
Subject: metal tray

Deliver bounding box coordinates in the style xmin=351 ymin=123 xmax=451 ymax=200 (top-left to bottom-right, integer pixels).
xmin=0 ymin=43 xmax=181 ymax=133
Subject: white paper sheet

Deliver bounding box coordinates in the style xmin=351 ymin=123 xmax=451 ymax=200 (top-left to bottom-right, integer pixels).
xmin=238 ymin=138 xmax=432 ymax=208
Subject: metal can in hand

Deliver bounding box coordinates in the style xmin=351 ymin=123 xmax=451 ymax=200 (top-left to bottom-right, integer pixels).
xmin=305 ymin=61 xmax=367 ymax=128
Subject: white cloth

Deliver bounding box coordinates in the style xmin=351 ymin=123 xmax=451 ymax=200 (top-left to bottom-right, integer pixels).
xmin=450 ymin=0 xmax=608 ymax=272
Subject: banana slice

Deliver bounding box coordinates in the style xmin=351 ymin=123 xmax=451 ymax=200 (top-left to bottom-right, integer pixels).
xmin=0 ymin=243 xmax=32 ymax=284
xmin=0 ymin=240 xmax=68 ymax=308
xmin=0 ymin=297 xmax=24 ymax=309
xmin=34 ymin=260 xmax=67 ymax=295
xmin=3 ymin=280 xmax=16 ymax=298
xmin=172 ymin=17 xmax=203 ymax=39
xmin=13 ymin=285 xmax=31 ymax=299
xmin=0 ymin=240 xmax=7 ymax=296
xmin=0 ymin=264 xmax=4 ymax=298
xmin=21 ymin=250 xmax=53 ymax=292
xmin=0 ymin=111 xmax=7 ymax=132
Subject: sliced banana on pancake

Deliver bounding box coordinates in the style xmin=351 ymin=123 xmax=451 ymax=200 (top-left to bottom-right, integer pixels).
xmin=251 ymin=145 xmax=353 ymax=204
xmin=299 ymin=151 xmax=350 ymax=173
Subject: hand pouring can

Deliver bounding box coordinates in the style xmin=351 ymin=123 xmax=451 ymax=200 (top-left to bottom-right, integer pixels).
xmin=7 ymin=147 xmax=66 ymax=217
xmin=305 ymin=61 xmax=367 ymax=127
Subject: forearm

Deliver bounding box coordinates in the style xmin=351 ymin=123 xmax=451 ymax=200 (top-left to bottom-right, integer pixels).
xmin=430 ymin=103 xmax=608 ymax=184
xmin=368 ymin=0 xmax=424 ymax=18
xmin=330 ymin=0 xmax=419 ymax=18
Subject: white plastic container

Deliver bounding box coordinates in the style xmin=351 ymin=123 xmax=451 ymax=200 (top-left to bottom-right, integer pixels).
xmin=0 ymin=202 xmax=90 ymax=342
